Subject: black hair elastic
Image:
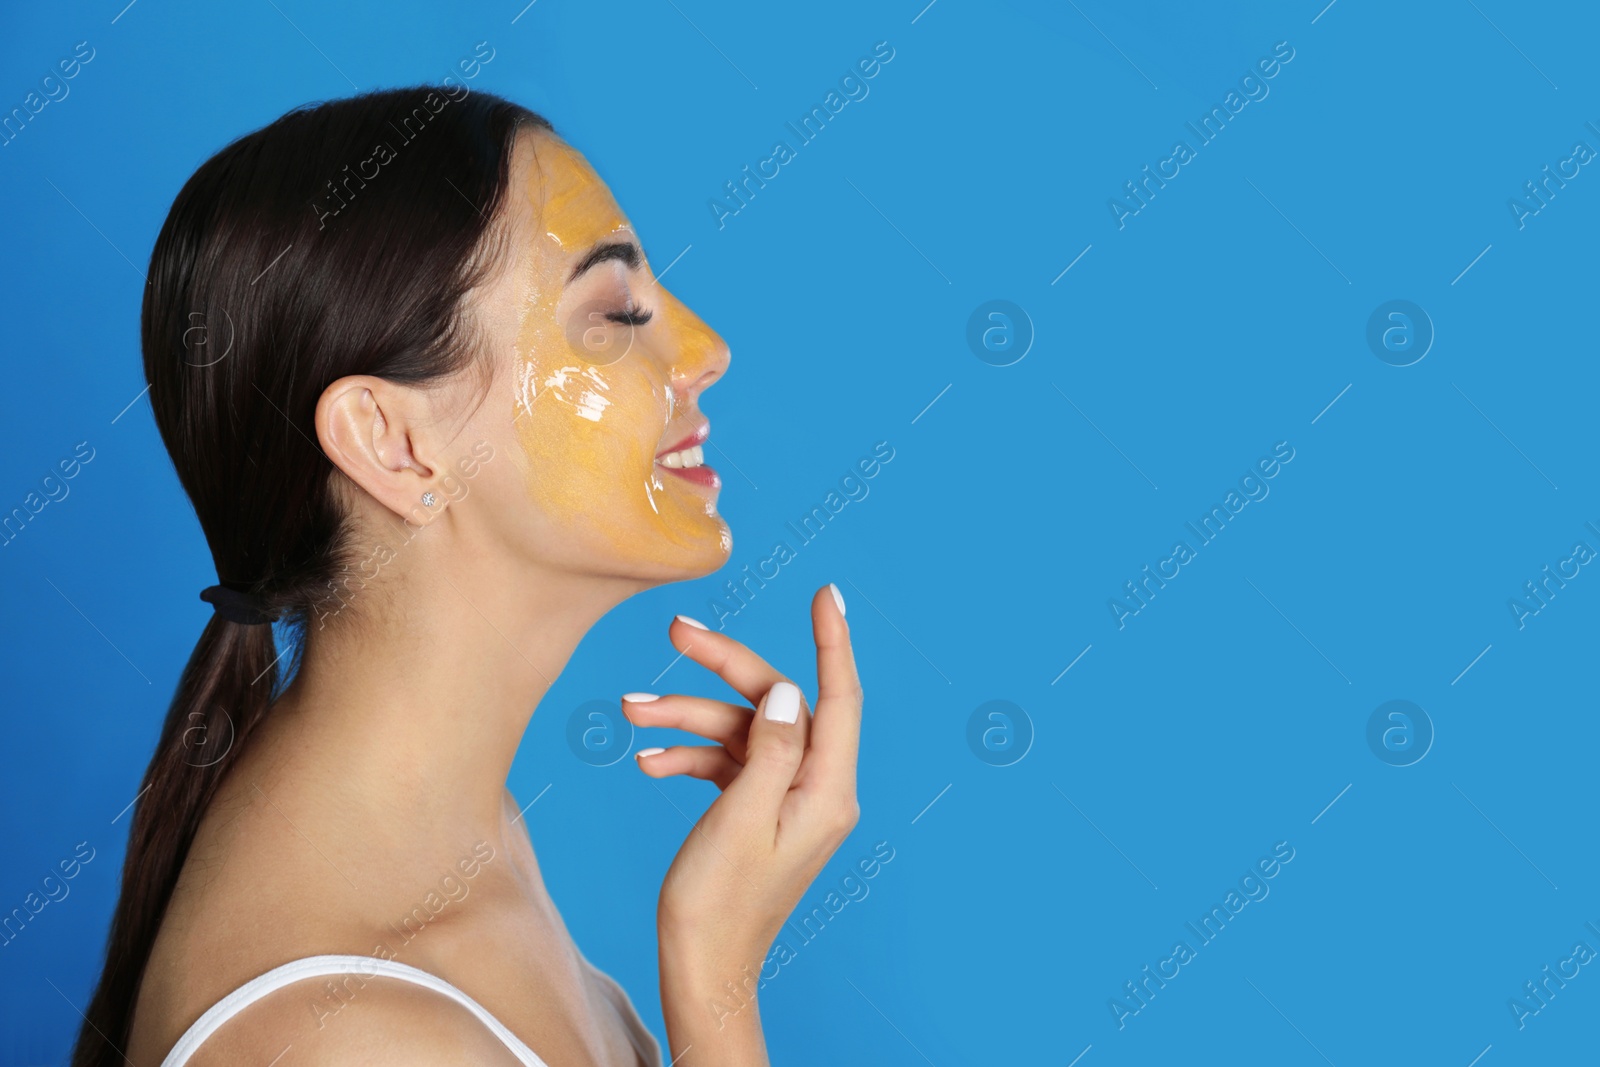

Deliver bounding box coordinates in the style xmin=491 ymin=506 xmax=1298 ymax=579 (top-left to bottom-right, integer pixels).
xmin=199 ymin=584 xmax=277 ymax=626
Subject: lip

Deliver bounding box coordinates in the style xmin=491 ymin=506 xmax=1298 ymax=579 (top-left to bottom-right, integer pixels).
xmin=654 ymin=420 xmax=718 ymax=488
xmin=655 ymin=421 xmax=709 ymax=459
xmin=660 ymin=462 xmax=720 ymax=488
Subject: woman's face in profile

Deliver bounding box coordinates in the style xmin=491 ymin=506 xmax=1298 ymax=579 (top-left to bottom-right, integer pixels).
xmin=465 ymin=129 xmax=733 ymax=583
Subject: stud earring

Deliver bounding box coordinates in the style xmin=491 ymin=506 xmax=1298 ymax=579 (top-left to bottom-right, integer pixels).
xmin=421 ymin=491 xmax=437 ymax=507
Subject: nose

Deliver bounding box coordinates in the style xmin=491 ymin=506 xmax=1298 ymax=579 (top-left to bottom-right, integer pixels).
xmin=659 ymin=288 xmax=730 ymax=406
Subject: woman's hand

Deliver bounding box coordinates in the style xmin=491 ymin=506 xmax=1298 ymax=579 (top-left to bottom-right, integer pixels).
xmin=623 ymin=584 xmax=862 ymax=1067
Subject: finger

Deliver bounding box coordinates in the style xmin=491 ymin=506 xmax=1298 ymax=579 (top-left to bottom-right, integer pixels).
xmin=668 ymin=615 xmax=788 ymax=708
xmin=620 ymin=692 xmax=752 ymax=762
xmin=633 ymin=744 xmax=741 ymax=791
xmin=717 ymin=680 xmax=810 ymax=827
xmin=801 ymin=583 xmax=863 ymax=790
xmin=665 ymin=614 xmax=815 ymax=803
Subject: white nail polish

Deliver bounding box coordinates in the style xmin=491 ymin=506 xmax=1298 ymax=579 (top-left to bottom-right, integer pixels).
xmin=623 ymin=692 xmax=660 ymax=703
xmin=764 ymin=681 xmax=801 ymax=724
xmin=676 ymin=615 xmax=710 ymax=631
xmin=635 ymin=747 xmax=666 ymax=760
xmin=829 ymin=583 xmax=846 ymax=617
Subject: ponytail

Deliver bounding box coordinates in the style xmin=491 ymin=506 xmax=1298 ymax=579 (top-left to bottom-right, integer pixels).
xmin=72 ymin=617 xmax=280 ymax=1067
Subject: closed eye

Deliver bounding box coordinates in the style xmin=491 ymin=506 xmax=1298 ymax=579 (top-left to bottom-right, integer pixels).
xmin=605 ymin=306 xmax=653 ymax=326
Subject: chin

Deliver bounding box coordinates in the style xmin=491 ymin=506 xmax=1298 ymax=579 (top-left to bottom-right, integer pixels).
xmin=598 ymin=515 xmax=731 ymax=587
xmin=693 ymin=517 xmax=734 ymax=576
xmin=666 ymin=516 xmax=734 ymax=582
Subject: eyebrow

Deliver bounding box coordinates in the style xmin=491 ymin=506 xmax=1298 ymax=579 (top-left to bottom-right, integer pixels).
xmin=568 ymin=240 xmax=645 ymax=282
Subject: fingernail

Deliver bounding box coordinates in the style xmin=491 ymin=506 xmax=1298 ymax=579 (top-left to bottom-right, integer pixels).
xmin=623 ymin=692 xmax=660 ymax=703
xmin=829 ymin=583 xmax=846 ymax=617
xmin=764 ymin=681 xmax=801 ymax=724
xmin=676 ymin=615 xmax=709 ymax=631
xmin=635 ymin=747 xmax=666 ymax=760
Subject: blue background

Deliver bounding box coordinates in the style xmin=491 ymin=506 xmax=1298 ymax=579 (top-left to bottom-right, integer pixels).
xmin=2 ymin=0 xmax=1597 ymax=1063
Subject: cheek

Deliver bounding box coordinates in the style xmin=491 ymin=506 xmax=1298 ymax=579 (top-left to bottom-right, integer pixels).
xmin=514 ymin=359 xmax=667 ymax=519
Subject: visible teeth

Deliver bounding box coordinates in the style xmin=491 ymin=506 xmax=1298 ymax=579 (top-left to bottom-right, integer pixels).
xmin=659 ymin=444 xmax=705 ymax=470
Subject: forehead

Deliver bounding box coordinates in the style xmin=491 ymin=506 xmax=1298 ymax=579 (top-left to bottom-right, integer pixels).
xmin=519 ymin=131 xmax=632 ymax=254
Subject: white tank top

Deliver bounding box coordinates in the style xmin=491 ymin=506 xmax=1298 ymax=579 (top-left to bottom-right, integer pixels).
xmin=159 ymin=954 xmax=663 ymax=1066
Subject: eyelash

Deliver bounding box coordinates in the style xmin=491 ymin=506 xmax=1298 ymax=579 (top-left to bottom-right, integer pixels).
xmin=605 ymin=305 xmax=654 ymax=326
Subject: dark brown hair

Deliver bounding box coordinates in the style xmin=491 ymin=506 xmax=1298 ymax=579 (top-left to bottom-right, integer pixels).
xmin=72 ymin=86 xmax=548 ymax=1065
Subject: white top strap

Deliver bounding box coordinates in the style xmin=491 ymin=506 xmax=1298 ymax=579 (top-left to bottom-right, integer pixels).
xmin=160 ymin=954 xmax=550 ymax=1067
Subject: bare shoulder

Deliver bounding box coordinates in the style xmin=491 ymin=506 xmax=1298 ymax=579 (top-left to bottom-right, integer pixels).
xmin=182 ymin=974 xmax=529 ymax=1067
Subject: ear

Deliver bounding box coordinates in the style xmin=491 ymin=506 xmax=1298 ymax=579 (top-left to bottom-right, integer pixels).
xmin=316 ymin=375 xmax=439 ymax=523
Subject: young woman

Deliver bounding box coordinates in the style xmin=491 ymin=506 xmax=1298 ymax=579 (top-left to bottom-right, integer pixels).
xmin=74 ymin=86 xmax=863 ymax=1067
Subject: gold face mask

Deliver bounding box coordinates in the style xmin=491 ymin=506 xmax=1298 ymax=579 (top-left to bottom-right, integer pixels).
xmin=508 ymin=134 xmax=732 ymax=578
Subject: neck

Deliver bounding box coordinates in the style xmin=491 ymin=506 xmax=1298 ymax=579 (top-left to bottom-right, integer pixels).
xmin=266 ymin=549 xmax=641 ymax=853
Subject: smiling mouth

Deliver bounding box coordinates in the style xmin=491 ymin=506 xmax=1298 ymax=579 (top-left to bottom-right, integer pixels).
xmin=655 ymin=422 xmax=720 ymax=488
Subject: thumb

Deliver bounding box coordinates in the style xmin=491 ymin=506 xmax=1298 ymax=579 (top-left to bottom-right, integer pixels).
xmin=720 ymin=680 xmax=809 ymax=828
